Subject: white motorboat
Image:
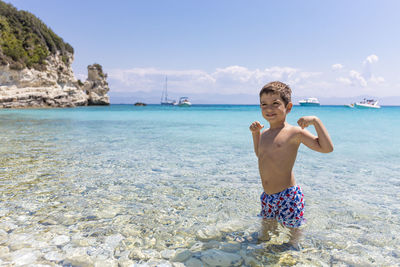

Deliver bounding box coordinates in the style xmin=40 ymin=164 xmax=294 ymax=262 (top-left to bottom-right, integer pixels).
xmin=177 ymin=97 xmax=191 ymax=107
xmin=160 ymin=77 xmax=176 ymax=106
xmin=354 ymin=99 xmax=380 ymax=109
xmin=299 ymin=97 xmax=320 ymax=106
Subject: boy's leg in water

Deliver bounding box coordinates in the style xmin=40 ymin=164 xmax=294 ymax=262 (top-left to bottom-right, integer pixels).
xmin=265 ymin=226 xmax=303 ymax=252
xmin=259 ymin=219 xmax=279 ymax=242
xmin=288 ymin=227 xmax=302 ymax=248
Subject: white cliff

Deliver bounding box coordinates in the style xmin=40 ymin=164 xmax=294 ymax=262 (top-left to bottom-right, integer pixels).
xmin=0 ymin=53 xmax=110 ymax=108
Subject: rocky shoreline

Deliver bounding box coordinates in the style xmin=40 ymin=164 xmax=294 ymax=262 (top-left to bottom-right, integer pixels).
xmin=0 ymin=53 xmax=110 ymax=109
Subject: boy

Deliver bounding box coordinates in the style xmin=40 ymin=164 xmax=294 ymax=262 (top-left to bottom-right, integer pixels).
xmin=250 ymin=81 xmax=333 ymax=229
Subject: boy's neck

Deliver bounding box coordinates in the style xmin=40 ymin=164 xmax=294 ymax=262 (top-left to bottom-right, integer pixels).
xmin=269 ymin=121 xmax=287 ymax=129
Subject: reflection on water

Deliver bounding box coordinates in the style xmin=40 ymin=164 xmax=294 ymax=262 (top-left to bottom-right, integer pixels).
xmin=1 ymin=106 xmax=399 ymax=266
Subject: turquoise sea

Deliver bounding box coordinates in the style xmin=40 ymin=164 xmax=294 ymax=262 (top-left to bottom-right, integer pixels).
xmin=1 ymin=104 xmax=399 ymax=266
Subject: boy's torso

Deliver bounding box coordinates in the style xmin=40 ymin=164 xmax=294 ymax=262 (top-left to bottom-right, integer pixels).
xmin=258 ymin=124 xmax=301 ymax=194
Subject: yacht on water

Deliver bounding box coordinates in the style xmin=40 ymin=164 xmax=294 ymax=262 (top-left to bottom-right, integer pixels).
xmin=354 ymin=99 xmax=380 ymax=109
xmin=299 ymin=97 xmax=320 ymax=106
xmin=160 ymin=77 xmax=176 ymax=105
xmin=177 ymin=97 xmax=191 ymax=107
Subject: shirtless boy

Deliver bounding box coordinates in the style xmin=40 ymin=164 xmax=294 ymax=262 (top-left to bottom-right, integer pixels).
xmin=250 ymin=81 xmax=333 ymax=229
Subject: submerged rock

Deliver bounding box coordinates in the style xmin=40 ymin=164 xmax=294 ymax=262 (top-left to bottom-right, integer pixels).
xmin=200 ymin=249 xmax=243 ymax=267
xmin=160 ymin=249 xmax=176 ymax=260
xmin=196 ymin=226 xmax=222 ymax=241
xmin=93 ymin=258 xmax=118 ymax=267
xmin=44 ymin=251 xmax=65 ymax=262
xmin=10 ymin=248 xmax=39 ymax=266
xmin=128 ymin=249 xmax=150 ymax=261
xmin=219 ymin=241 xmax=241 ymax=252
xmin=52 ymin=235 xmax=70 ymax=246
xmin=278 ymin=253 xmax=297 ymax=266
xmin=184 ymin=257 xmax=203 ymax=267
xmin=171 ymin=249 xmax=192 ymax=262
xmin=63 ymin=255 xmax=94 ymax=267
xmin=0 ymin=246 xmax=10 ymax=257
xmin=104 ymin=234 xmax=124 ymax=250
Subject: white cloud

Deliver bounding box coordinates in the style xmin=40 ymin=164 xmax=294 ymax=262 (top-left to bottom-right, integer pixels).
xmin=363 ymin=54 xmax=378 ymax=80
xmin=364 ymin=54 xmax=379 ymax=64
xmin=370 ymin=75 xmax=385 ymax=84
xmin=108 ymin=65 xmax=320 ymax=95
xmin=105 ymin=55 xmax=395 ymax=100
xmin=336 ymin=77 xmax=352 ymax=85
xmin=337 ymin=54 xmax=385 ymax=88
xmin=331 ymin=64 xmax=343 ymax=71
xmin=349 ymin=70 xmax=367 ymax=87
xmin=108 ymin=68 xmax=215 ymax=93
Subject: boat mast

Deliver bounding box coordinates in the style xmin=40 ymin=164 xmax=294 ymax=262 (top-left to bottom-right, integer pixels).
xmin=165 ymin=76 xmax=168 ymax=101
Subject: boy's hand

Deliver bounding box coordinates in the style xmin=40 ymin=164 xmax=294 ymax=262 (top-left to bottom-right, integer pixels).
xmin=249 ymin=121 xmax=264 ymax=133
xmin=297 ymin=116 xmax=316 ymax=129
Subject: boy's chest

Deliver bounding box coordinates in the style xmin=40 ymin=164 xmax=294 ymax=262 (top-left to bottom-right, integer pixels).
xmin=259 ymin=131 xmax=295 ymax=155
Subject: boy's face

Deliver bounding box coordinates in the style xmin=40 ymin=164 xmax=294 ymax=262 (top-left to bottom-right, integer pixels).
xmin=260 ymin=93 xmax=292 ymax=124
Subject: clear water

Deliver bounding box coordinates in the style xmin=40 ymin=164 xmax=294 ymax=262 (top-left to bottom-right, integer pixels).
xmin=0 ymin=105 xmax=399 ymax=266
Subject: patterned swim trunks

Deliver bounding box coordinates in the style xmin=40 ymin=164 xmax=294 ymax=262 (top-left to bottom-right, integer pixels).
xmin=259 ymin=185 xmax=305 ymax=228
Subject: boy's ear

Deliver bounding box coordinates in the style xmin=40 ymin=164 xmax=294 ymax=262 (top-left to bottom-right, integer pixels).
xmin=286 ymin=102 xmax=293 ymax=113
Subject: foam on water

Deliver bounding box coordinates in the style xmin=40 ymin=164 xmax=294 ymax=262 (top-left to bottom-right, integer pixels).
xmin=0 ymin=105 xmax=399 ymax=266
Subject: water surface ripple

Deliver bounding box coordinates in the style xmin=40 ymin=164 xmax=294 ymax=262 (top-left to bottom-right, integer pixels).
xmin=1 ymin=105 xmax=399 ymax=266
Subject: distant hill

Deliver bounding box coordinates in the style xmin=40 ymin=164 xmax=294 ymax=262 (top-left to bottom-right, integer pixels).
xmin=108 ymin=91 xmax=400 ymax=106
xmin=0 ymin=0 xmax=73 ymax=70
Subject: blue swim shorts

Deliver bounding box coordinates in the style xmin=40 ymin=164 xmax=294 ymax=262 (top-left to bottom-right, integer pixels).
xmin=259 ymin=185 xmax=305 ymax=228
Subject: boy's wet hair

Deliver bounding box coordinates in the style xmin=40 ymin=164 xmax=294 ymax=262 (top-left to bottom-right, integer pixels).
xmin=259 ymin=81 xmax=292 ymax=106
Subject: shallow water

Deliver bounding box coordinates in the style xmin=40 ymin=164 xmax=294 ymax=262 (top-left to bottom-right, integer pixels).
xmin=0 ymin=105 xmax=399 ymax=266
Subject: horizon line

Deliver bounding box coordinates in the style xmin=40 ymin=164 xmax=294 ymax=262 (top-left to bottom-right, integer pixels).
xmin=110 ymin=103 xmax=400 ymax=107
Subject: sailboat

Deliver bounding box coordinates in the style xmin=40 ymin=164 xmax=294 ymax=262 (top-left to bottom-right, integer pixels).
xmin=160 ymin=77 xmax=176 ymax=105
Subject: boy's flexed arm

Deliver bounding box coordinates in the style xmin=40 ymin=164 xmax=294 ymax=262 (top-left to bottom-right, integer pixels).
xmin=297 ymin=116 xmax=334 ymax=153
xmin=249 ymin=121 xmax=264 ymax=157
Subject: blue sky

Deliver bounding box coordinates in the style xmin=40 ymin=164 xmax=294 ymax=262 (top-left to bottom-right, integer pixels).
xmin=5 ymin=0 xmax=400 ymax=104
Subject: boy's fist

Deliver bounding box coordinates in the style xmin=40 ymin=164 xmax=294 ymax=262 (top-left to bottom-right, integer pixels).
xmin=249 ymin=121 xmax=264 ymax=133
xmin=297 ymin=116 xmax=316 ymax=129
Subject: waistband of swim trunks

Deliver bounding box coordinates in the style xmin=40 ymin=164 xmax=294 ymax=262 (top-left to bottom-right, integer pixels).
xmin=262 ymin=185 xmax=301 ymax=197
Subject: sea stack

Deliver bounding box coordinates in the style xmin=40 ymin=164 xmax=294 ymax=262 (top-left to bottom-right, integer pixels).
xmin=83 ymin=64 xmax=110 ymax=105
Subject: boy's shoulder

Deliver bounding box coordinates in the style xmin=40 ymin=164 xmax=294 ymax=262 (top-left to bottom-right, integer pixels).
xmin=261 ymin=124 xmax=302 ymax=135
xmin=286 ymin=124 xmax=302 ymax=132
xmin=284 ymin=124 xmax=303 ymax=140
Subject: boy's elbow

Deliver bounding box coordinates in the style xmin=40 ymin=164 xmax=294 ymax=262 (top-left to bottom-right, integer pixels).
xmin=316 ymin=138 xmax=334 ymax=153
xmin=322 ymin=145 xmax=334 ymax=153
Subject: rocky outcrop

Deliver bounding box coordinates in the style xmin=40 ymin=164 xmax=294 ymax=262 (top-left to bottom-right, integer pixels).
xmin=0 ymin=1 xmax=110 ymax=108
xmin=0 ymin=52 xmax=87 ymax=108
xmin=0 ymin=55 xmax=110 ymax=108
xmin=83 ymin=64 xmax=110 ymax=105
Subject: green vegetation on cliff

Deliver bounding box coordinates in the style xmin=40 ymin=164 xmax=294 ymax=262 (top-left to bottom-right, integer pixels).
xmin=0 ymin=0 xmax=73 ymax=70
xmin=92 ymin=63 xmax=107 ymax=79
